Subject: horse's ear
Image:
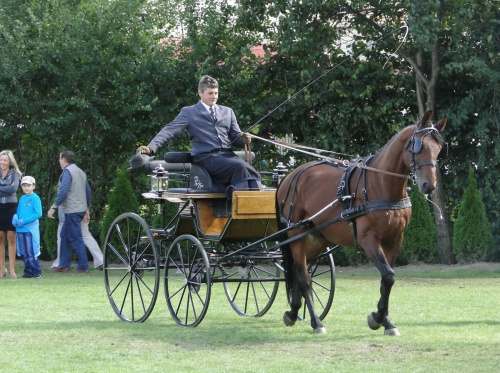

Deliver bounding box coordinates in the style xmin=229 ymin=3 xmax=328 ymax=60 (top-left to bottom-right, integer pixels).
xmin=419 ymin=110 xmax=433 ymax=128
xmin=434 ymin=116 xmax=447 ymax=132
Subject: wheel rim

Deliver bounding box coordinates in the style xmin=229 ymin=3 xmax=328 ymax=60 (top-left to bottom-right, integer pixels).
xmin=164 ymin=235 xmax=211 ymax=327
xmin=298 ymin=251 xmax=335 ymax=321
xmin=222 ymin=256 xmax=281 ymax=317
xmin=104 ymin=213 xmax=159 ymax=322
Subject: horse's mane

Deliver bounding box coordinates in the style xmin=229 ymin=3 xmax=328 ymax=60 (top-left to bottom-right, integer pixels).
xmin=371 ymin=124 xmax=417 ymax=158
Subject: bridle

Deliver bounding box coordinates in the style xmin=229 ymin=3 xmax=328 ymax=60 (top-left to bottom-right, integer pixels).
xmin=404 ymin=126 xmax=448 ymax=174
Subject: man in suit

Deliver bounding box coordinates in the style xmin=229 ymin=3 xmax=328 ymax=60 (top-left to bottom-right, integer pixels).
xmin=137 ymin=75 xmax=261 ymax=191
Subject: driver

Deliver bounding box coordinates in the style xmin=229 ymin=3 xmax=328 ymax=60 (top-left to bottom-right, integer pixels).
xmin=137 ymin=75 xmax=261 ymax=191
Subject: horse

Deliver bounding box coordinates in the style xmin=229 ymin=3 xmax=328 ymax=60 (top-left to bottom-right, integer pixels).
xmin=275 ymin=110 xmax=447 ymax=335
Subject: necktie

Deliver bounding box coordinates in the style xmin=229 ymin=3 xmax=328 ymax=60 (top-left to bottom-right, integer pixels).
xmin=209 ymin=106 xmax=216 ymax=124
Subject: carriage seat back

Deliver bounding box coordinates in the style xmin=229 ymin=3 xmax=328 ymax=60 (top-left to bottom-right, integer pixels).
xmin=163 ymin=151 xmax=254 ymax=194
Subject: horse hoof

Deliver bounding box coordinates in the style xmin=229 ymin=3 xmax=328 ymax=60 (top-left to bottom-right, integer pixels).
xmin=283 ymin=312 xmax=296 ymax=327
xmin=384 ymin=328 xmax=401 ymax=337
xmin=313 ymin=327 xmax=327 ymax=334
xmin=367 ymin=313 xmax=382 ymax=330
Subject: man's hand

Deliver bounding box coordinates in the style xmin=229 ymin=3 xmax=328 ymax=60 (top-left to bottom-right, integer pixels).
xmin=241 ymin=133 xmax=252 ymax=144
xmin=47 ymin=207 xmax=56 ymax=219
xmin=136 ymin=146 xmax=153 ymax=155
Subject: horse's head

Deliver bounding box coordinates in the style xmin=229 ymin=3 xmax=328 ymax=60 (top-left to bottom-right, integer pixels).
xmin=404 ymin=111 xmax=448 ymax=194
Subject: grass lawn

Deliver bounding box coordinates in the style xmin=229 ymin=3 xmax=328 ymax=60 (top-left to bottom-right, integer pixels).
xmin=1 ymin=260 xmax=499 ymax=373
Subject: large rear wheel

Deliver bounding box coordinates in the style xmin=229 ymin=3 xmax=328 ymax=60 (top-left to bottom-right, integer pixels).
xmin=103 ymin=213 xmax=160 ymax=323
xmin=164 ymin=234 xmax=211 ymax=327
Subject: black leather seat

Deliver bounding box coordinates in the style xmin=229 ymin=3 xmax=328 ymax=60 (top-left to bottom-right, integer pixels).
xmin=162 ymin=151 xmax=254 ymax=194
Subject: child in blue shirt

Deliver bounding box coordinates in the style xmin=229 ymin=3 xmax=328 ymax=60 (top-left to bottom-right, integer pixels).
xmin=12 ymin=176 xmax=43 ymax=279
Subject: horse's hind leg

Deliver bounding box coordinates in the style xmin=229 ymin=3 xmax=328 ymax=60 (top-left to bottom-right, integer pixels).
xmin=367 ymin=251 xmax=400 ymax=336
xmin=299 ymin=264 xmax=326 ymax=334
xmin=283 ymin=266 xmax=302 ymax=327
xmin=283 ymin=263 xmax=326 ymax=334
xmin=286 ymin=262 xmax=326 ymax=333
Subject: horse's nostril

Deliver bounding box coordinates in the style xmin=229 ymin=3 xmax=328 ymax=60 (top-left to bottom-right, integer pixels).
xmin=421 ymin=182 xmax=435 ymax=194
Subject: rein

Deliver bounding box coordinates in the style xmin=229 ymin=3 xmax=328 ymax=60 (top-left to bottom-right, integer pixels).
xmin=251 ymin=134 xmax=412 ymax=180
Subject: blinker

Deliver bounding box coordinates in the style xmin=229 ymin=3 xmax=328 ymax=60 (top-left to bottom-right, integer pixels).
xmin=438 ymin=142 xmax=448 ymax=160
xmin=412 ymin=138 xmax=422 ymax=154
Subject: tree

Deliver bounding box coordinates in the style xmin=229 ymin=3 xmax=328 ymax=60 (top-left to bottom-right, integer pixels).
xmin=1 ymin=0 xmax=498 ymax=263
xmin=452 ymin=166 xmax=493 ymax=263
xmin=100 ymin=167 xmax=140 ymax=244
xmin=399 ymin=188 xmax=438 ymax=264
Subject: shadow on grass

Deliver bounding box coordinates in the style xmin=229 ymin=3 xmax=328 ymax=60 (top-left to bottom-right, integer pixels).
xmin=404 ymin=319 xmax=500 ymax=327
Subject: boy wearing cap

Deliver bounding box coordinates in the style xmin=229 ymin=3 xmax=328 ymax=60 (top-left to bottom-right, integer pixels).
xmin=12 ymin=176 xmax=42 ymax=279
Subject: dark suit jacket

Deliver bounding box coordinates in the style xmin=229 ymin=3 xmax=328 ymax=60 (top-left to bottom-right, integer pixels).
xmin=148 ymin=101 xmax=245 ymax=155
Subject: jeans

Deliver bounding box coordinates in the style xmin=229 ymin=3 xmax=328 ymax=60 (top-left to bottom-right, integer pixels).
xmin=59 ymin=212 xmax=89 ymax=270
xmin=18 ymin=232 xmax=42 ymax=277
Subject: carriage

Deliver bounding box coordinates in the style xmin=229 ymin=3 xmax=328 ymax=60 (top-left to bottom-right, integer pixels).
xmin=102 ymin=150 xmax=336 ymax=327
xmin=103 ymin=111 xmax=447 ymax=335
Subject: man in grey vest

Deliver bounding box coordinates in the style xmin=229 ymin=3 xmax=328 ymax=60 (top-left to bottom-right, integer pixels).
xmin=48 ymin=150 xmax=91 ymax=273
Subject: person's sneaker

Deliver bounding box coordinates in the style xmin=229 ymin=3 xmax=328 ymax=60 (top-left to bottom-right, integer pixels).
xmin=33 ymin=274 xmax=42 ymax=279
xmin=54 ymin=266 xmax=71 ymax=272
xmin=21 ymin=274 xmax=32 ymax=278
xmin=95 ymin=265 xmax=103 ymax=271
xmin=75 ymin=269 xmax=89 ymax=274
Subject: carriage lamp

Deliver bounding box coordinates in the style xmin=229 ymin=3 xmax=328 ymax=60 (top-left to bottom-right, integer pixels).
xmin=150 ymin=164 xmax=169 ymax=196
xmin=273 ymin=162 xmax=288 ymax=185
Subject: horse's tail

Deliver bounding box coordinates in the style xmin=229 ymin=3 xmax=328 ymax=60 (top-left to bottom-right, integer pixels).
xmin=275 ymin=186 xmax=294 ymax=299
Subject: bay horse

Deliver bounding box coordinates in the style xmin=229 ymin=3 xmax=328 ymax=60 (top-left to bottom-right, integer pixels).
xmin=276 ymin=111 xmax=447 ymax=335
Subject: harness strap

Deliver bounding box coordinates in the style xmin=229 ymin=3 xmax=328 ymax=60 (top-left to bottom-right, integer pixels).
xmin=272 ymin=197 xmax=412 ymax=251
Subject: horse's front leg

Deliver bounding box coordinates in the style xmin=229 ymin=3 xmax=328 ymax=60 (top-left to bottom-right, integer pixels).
xmin=367 ymin=250 xmax=400 ymax=336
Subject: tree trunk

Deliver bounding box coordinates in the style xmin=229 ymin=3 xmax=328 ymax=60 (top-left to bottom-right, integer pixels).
xmin=430 ymin=167 xmax=455 ymax=264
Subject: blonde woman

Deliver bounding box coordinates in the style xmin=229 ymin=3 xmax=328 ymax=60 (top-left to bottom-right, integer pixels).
xmin=0 ymin=150 xmax=22 ymax=278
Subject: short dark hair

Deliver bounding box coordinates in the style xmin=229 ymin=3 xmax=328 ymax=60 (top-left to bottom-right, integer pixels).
xmin=60 ymin=150 xmax=76 ymax=164
xmin=198 ymin=75 xmax=218 ymax=93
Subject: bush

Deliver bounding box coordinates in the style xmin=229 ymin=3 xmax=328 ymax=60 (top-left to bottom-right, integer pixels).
xmin=452 ymin=166 xmax=493 ymax=263
xmin=100 ymin=167 xmax=140 ymax=244
xmin=41 ymin=216 xmax=59 ymax=261
xmin=334 ymin=247 xmax=369 ymax=267
xmin=398 ymin=188 xmax=438 ymax=265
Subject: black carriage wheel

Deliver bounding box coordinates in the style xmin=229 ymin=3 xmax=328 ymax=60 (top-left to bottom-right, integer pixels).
xmin=221 ymin=241 xmax=282 ymax=318
xmin=103 ymin=213 xmax=160 ymax=323
xmin=164 ymin=234 xmax=211 ymax=327
xmin=298 ymin=250 xmax=336 ymax=321
xmin=222 ymin=258 xmax=281 ymax=317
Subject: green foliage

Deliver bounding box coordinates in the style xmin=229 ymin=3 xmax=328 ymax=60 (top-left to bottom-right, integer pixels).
xmin=335 ymin=247 xmax=369 ymax=267
xmin=452 ymin=166 xmax=493 ymax=263
xmin=41 ymin=216 xmax=58 ymax=261
xmin=0 ymin=0 xmax=499 ymax=261
xmin=100 ymin=168 xmax=140 ymax=243
xmin=398 ymin=188 xmax=438 ymax=265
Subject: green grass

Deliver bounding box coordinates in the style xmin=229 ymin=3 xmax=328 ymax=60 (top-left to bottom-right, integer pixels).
xmin=1 ymin=262 xmax=499 ymax=373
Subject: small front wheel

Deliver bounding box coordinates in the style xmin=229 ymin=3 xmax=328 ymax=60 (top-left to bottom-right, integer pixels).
xmin=222 ymin=257 xmax=281 ymax=317
xmin=164 ymin=235 xmax=211 ymax=327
